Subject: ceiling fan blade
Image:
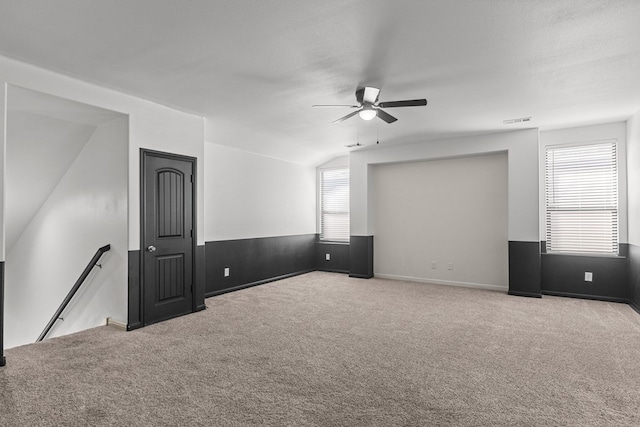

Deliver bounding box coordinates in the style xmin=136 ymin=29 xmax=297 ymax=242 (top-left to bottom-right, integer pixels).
xmin=378 ymin=99 xmax=427 ymax=108
xmin=363 ymin=87 xmax=380 ymax=104
xmin=312 ymin=104 xmax=359 ymax=108
xmin=376 ymin=109 xmax=398 ymax=124
xmin=333 ymin=109 xmax=361 ymax=123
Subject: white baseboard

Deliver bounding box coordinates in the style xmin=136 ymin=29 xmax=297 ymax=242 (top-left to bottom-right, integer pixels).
xmin=374 ymin=273 xmax=508 ymax=292
xmin=106 ymin=318 xmax=127 ymax=330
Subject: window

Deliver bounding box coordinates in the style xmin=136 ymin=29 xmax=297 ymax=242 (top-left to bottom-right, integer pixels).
xmin=320 ymin=167 xmax=349 ymax=241
xmin=545 ymin=141 xmax=618 ymax=254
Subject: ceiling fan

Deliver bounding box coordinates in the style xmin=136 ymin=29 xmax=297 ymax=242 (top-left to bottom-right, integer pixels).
xmin=313 ymin=86 xmax=427 ymax=124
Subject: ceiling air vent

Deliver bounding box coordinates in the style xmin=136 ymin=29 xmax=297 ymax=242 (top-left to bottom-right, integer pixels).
xmin=503 ymin=116 xmax=532 ymax=125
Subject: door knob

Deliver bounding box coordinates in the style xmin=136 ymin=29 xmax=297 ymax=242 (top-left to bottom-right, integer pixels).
xmin=147 ymin=245 xmax=157 ymax=253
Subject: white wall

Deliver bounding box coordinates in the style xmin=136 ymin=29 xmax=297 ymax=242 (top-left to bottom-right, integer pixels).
xmin=5 ymin=117 xmax=128 ymax=348
xmin=317 ymin=155 xmax=349 ymax=170
xmin=627 ymin=110 xmax=640 ymax=246
xmin=0 ymin=54 xmax=205 ymax=255
xmin=1 ymin=83 xmax=8 ymax=258
xmin=0 ymin=54 xmax=204 ymax=348
xmin=5 ymin=84 xmax=123 ymax=253
xmin=205 ymin=142 xmax=316 ymax=241
xmin=350 ymin=128 xmax=540 ymax=242
xmin=540 ymin=122 xmax=628 ymax=244
xmin=373 ymin=153 xmax=508 ymax=290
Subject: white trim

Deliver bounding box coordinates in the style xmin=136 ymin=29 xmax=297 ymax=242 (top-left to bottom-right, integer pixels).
xmin=318 ymin=166 xmax=350 ymax=242
xmin=106 ymin=318 xmax=127 ymax=331
xmin=374 ymin=273 xmax=508 ymax=292
xmin=544 ymin=139 xmax=620 ymax=253
xmin=539 ymin=123 xmax=628 ymax=244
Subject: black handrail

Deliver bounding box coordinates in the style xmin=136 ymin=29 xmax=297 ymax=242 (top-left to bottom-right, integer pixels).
xmin=1 ymin=262 xmax=5 ymax=366
xmin=37 ymin=244 xmax=111 ymax=342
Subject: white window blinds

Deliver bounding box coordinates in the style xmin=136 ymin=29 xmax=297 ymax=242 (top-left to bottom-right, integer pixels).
xmin=320 ymin=167 xmax=350 ymax=242
xmin=545 ymin=141 xmax=618 ymax=254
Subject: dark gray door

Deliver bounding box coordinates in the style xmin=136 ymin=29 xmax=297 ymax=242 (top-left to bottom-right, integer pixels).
xmin=141 ymin=150 xmax=195 ymax=325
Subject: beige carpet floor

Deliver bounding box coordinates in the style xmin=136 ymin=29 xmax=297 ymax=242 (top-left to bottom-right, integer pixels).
xmin=1 ymin=271 xmax=639 ymax=426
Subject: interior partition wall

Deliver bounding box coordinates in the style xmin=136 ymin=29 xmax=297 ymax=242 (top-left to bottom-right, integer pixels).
xmin=1 ymin=82 xmax=7 ymax=366
xmin=0 ymin=53 xmax=206 ymax=362
xmin=372 ymin=154 xmax=509 ymax=290
xmin=3 ymin=85 xmax=129 ymax=350
xmin=349 ymin=128 xmax=541 ymax=295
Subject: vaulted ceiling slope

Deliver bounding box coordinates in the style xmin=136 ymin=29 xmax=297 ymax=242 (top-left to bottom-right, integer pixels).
xmin=1 ymin=0 xmax=640 ymax=166
xmin=5 ymin=86 xmax=122 ymax=252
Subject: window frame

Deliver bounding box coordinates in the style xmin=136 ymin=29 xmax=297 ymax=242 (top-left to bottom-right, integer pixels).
xmin=318 ymin=166 xmax=350 ymax=243
xmin=544 ymin=139 xmax=620 ymax=256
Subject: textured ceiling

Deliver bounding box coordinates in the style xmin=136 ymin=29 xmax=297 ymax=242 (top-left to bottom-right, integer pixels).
xmin=1 ymin=0 xmax=640 ymax=165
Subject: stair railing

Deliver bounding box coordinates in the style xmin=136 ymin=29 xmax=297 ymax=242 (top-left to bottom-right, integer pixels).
xmin=37 ymin=244 xmax=111 ymax=342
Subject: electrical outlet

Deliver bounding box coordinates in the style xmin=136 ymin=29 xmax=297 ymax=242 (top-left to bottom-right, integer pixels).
xmin=448 ymin=262 xmax=453 ymax=270
xmin=431 ymin=261 xmax=437 ymax=269
xmin=585 ymin=272 xmax=593 ymax=282
xmin=224 ymin=267 xmax=230 ymax=277
xmin=326 ymin=253 xmax=330 ymax=261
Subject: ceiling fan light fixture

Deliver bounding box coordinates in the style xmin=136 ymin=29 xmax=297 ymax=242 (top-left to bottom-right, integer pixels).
xmin=358 ymin=108 xmax=377 ymax=121
xmin=322 ymin=86 xmax=426 ymax=124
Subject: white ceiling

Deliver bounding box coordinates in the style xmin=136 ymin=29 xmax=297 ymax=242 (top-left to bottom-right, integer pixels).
xmin=1 ymin=0 xmax=640 ymax=166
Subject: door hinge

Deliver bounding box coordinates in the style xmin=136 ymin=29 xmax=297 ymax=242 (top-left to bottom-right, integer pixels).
xmin=190 ymin=230 xmax=193 ymax=238
xmin=190 ymin=175 xmax=193 ymax=183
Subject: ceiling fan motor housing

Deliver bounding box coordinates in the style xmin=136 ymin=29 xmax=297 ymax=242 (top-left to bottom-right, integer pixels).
xmin=315 ymin=86 xmax=427 ymax=124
